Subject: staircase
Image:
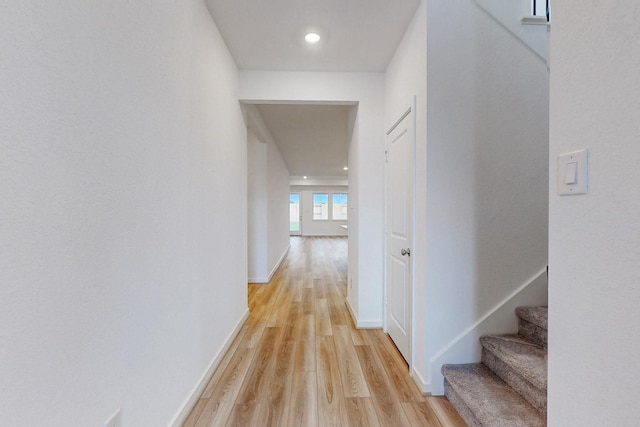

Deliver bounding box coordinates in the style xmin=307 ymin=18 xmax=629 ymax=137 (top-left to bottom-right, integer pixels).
xmin=442 ymin=306 xmax=548 ymax=426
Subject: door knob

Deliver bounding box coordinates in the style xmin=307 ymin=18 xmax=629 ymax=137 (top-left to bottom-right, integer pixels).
xmin=401 ymin=248 xmax=411 ymax=256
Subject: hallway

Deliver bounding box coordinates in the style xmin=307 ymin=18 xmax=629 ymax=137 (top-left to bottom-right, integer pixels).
xmin=183 ymin=237 xmax=465 ymax=426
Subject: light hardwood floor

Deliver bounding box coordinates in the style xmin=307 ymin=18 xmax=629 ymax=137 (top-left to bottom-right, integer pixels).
xmin=182 ymin=236 xmax=466 ymax=427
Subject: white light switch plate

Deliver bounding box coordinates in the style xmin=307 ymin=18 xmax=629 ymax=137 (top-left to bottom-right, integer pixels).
xmin=558 ymin=149 xmax=588 ymax=195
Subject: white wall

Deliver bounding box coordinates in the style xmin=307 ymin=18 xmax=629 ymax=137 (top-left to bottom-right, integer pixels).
xmin=239 ymin=71 xmax=385 ymax=327
xmin=420 ymin=0 xmax=549 ymax=394
xmin=290 ymin=186 xmax=349 ymax=237
xmin=475 ymin=0 xmax=550 ymax=65
xmin=347 ymin=104 xmax=362 ymax=319
xmin=247 ymin=111 xmax=290 ymax=283
xmin=265 ymin=129 xmax=291 ymax=279
xmin=0 ymin=2 xmax=247 ymax=426
xmin=549 ymin=2 xmax=640 ymax=425
xmin=247 ymin=128 xmax=268 ymax=280
xmin=290 ymin=177 xmax=348 ymax=186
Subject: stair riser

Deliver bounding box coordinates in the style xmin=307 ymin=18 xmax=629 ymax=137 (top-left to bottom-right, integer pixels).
xmin=443 ymin=307 xmax=548 ymax=425
xmin=482 ymin=348 xmax=547 ymax=414
xmin=443 ymin=364 xmax=546 ymax=426
xmin=518 ymin=318 xmax=547 ymax=348
xmin=444 ymin=379 xmax=482 ymax=427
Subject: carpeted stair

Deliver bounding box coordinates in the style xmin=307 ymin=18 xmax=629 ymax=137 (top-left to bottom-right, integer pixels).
xmin=442 ymin=306 xmax=548 ymax=426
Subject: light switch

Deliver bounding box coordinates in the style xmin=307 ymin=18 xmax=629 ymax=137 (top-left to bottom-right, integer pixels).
xmin=558 ymin=149 xmax=588 ymax=195
xmin=564 ymin=162 xmax=577 ymax=185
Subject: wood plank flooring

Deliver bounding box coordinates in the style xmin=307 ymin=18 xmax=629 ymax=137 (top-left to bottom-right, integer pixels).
xmin=183 ymin=236 xmax=466 ymax=427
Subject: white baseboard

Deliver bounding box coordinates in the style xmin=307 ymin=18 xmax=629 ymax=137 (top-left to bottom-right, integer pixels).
xmin=346 ymin=296 xmax=358 ymax=326
xmin=169 ymin=308 xmax=250 ymax=427
xmin=412 ymin=366 xmax=432 ymax=395
xmin=355 ymin=320 xmax=383 ymax=329
xmin=427 ymin=267 xmax=548 ymax=395
xmin=345 ymin=297 xmax=382 ymax=329
xmin=267 ymin=245 xmax=289 ymax=282
xmin=248 ymin=245 xmax=290 ymax=284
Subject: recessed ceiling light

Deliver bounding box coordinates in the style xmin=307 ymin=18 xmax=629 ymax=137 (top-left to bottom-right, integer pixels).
xmin=303 ymin=176 xmax=308 ymax=179
xmin=304 ymin=33 xmax=320 ymax=44
xmin=343 ymin=166 xmax=348 ymax=171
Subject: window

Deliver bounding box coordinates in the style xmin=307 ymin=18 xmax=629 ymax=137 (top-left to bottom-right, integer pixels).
xmin=332 ymin=193 xmax=348 ymax=220
xmin=313 ymin=193 xmax=329 ymax=220
xmin=532 ymin=0 xmax=549 ymax=21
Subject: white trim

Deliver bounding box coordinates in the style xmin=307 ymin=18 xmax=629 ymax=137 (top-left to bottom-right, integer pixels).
xmin=408 ymin=96 xmax=418 ymax=384
xmin=346 ymin=296 xmax=383 ymax=329
xmin=412 ymin=366 xmax=431 ymax=395
xmin=240 ymin=100 xmax=359 ymax=107
xmin=355 ymin=320 xmax=384 ymax=329
xmin=346 ymin=296 xmax=358 ymax=326
xmin=386 ymin=107 xmax=411 ymax=135
xmin=248 ymin=245 xmax=290 ymax=284
xmin=383 ymin=96 xmax=417 ymax=372
xmin=169 ymin=308 xmax=250 ymax=427
xmin=521 ymin=15 xmax=549 ymax=26
xmin=267 ymin=245 xmax=289 ymax=282
xmin=474 ymin=0 xmax=549 ymax=67
xmin=429 ymin=267 xmax=547 ymax=363
xmin=426 ymin=267 xmax=548 ymax=395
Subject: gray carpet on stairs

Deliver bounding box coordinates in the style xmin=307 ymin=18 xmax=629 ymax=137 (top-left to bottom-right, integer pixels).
xmin=481 ymin=335 xmax=547 ymax=413
xmin=442 ymin=306 xmax=548 ymax=426
xmin=443 ymin=364 xmax=546 ymax=427
xmin=516 ymin=306 xmax=548 ymax=348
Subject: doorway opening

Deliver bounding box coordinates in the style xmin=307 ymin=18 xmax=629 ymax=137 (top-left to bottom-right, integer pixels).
xmin=245 ymin=101 xmax=354 ymax=287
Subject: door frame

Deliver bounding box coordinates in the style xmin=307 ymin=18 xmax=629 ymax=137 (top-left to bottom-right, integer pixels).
xmin=383 ymin=97 xmax=417 ymax=370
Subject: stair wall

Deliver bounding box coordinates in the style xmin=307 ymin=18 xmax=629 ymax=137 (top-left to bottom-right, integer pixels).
xmin=427 ymin=269 xmax=547 ymax=395
xmin=475 ymin=0 xmax=550 ymax=65
xmin=420 ymin=0 xmax=549 ymax=395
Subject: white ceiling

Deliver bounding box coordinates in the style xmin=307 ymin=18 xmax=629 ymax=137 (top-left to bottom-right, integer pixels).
xmin=205 ymin=0 xmax=420 ymax=72
xmin=256 ymin=104 xmax=351 ymax=178
xmin=206 ymin=0 xmax=420 ymax=179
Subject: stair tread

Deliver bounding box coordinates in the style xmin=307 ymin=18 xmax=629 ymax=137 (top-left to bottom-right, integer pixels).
xmin=516 ymin=306 xmax=547 ymax=330
xmin=442 ymin=363 xmax=546 ymax=427
xmin=481 ymin=334 xmax=547 ymax=390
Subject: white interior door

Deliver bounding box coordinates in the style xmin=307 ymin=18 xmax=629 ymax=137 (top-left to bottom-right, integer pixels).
xmin=385 ymin=103 xmax=415 ymax=364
